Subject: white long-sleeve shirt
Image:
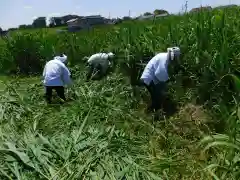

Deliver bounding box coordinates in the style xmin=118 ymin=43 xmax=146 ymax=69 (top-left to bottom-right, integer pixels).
xmin=140 ymin=53 xmax=170 ymax=85
xmin=42 ymin=59 xmax=71 ymax=86
xmin=87 ymin=53 xmax=111 ymax=74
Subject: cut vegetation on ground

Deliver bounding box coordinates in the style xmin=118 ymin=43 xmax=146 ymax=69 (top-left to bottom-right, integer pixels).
xmin=0 ymin=7 xmax=240 ymax=179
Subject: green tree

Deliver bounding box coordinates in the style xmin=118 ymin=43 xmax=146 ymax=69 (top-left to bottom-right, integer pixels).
xmin=153 ymin=9 xmax=169 ymax=15
xmin=49 ymin=17 xmax=63 ymax=27
xmin=32 ymin=17 xmax=46 ymax=28
xmin=122 ymin=16 xmax=131 ymax=21
xmin=143 ymin=12 xmax=152 ymax=16
xmin=8 ymin=28 xmax=18 ymax=31
xmin=19 ymin=24 xmax=27 ymax=29
xmin=19 ymin=24 xmax=32 ymax=29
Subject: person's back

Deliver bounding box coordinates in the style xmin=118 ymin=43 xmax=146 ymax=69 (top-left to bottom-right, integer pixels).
xmin=88 ymin=53 xmax=109 ymax=63
xmin=139 ymin=47 xmax=180 ymax=112
xmin=42 ymin=54 xmax=72 ymax=104
xmin=141 ymin=52 xmax=169 ymax=85
xmin=43 ymin=59 xmax=66 ymax=86
xmin=88 ymin=53 xmax=110 ymax=73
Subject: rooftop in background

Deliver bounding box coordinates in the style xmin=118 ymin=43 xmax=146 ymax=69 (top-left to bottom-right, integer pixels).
xmin=137 ymin=13 xmax=168 ymax=20
xmin=82 ymin=15 xmax=103 ymax=19
xmin=214 ymin=4 xmax=238 ymax=9
xmin=190 ymin=6 xmax=212 ymax=12
xmin=66 ymin=18 xmax=79 ymax=23
xmin=66 ymin=15 xmax=105 ymax=23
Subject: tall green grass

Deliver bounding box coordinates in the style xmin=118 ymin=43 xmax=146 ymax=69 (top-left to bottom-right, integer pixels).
xmin=0 ymin=7 xmax=239 ymax=106
xmin=0 ymin=6 xmax=240 ymax=179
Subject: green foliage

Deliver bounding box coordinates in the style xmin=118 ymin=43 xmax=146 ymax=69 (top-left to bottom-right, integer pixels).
xmin=143 ymin=12 xmax=153 ymax=16
xmin=0 ymin=6 xmax=240 ymax=179
xmin=32 ymin=17 xmax=46 ymax=28
xmin=153 ymin=9 xmax=169 ymax=15
xmin=0 ymin=74 xmax=202 ymax=179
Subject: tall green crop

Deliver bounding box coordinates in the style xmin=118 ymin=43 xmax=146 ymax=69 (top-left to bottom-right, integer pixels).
xmin=0 ymin=6 xmax=239 ymax=115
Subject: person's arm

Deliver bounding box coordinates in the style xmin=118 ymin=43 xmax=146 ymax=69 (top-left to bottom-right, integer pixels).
xmin=62 ymin=65 xmax=72 ymax=86
xmin=87 ymin=54 xmax=98 ymax=65
xmin=154 ymin=63 xmax=168 ymax=83
xmin=86 ymin=64 xmax=94 ymax=81
xmin=83 ymin=56 xmax=89 ymax=62
xmin=42 ymin=65 xmax=46 ymax=80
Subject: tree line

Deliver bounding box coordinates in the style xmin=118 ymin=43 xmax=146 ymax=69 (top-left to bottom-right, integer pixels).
xmin=1 ymin=4 xmax=236 ymax=33
xmin=0 ymin=8 xmax=169 ymax=33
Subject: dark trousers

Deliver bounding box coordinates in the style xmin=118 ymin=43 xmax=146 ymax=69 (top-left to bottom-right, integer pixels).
xmin=45 ymin=86 xmax=66 ymax=103
xmin=144 ymin=81 xmax=166 ymax=111
xmin=86 ymin=64 xmax=103 ymax=81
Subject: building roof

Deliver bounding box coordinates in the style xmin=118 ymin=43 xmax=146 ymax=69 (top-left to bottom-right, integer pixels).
xmin=190 ymin=6 xmax=212 ymax=12
xmin=138 ymin=13 xmax=168 ymax=20
xmin=82 ymin=15 xmax=104 ymax=19
xmin=66 ymin=15 xmax=104 ymax=23
xmin=155 ymin=13 xmax=168 ymax=17
xmin=66 ymin=18 xmax=79 ymax=23
xmin=140 ymin=15 xmax=154 ymax=19
xmin=215 ymin=4 xmax=238 ymax=9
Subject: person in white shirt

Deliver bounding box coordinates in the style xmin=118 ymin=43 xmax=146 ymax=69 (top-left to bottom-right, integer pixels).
xmin=42 ymin=54 xmax=72 ymax=104
xmin=85 ymin=52 xmax=115 ymax=81
xmin=140 ymin=47 xmax=181 ymax=112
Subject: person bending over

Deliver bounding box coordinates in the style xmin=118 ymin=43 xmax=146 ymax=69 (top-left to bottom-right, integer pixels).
xmin=85 ymin=52 xmax=115 ymax=81
xmin=42 ymin=54 xmax=72 ymax=104
xmin=140 ymin=47 xmax=181 ymax=112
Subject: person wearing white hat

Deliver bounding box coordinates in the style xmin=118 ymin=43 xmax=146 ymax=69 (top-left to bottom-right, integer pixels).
xmin=42 ymin=54 xmax=72 ymax=104
xmin=139 ymin=47 xmax=181 ymax=112
xmin=85 ymin=52 xmax=115 ymax=81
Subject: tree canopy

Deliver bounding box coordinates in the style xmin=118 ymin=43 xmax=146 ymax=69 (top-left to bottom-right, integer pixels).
xmin=153 ymin=9 xmax=169 ymax=15
xmin=32 ymin=17 xmax=46 ymax=28
xmin=143 ymin=12 xmax=152 ymax=16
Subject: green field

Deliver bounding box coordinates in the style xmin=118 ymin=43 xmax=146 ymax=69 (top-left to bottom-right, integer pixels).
xmin=0 ymin=7 xmax=240 ymax=179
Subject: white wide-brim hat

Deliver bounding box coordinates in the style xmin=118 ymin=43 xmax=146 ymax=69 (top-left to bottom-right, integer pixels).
xmin=107 ymin=52 xmax=115 ymax=59
xmin=55 ymin=54 xmax=68 ymax=63
xmin=167 ymin=47 xmax=181 ymax=60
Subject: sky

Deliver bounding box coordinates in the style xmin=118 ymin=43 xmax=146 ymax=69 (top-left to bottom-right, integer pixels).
xmin=0 ymin=0 xmax=239 ymax=30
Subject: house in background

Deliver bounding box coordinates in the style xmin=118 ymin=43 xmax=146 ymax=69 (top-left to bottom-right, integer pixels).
xmin=66 ymin=18 xmax=83 ymax=32
xmin=61 ymin=15 xmax=82 ymax=24
xmin=190 ymin=6 xmax=212 ymax=13
xmin=0 ymin=30 xmax=9 ymax=37
xmin=137 ymin=13 xmax=168 ymax=20
xmin=0 ymin=28 xmax=9 ymax=38
xmin=66 ymin=15 xmax=106 ymax=32
xmin=215 ymin=4 xmax=238 ymax=9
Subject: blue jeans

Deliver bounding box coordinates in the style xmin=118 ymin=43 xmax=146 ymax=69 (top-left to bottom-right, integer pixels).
xmin=144 ymin=81 xmax=166 ymax=111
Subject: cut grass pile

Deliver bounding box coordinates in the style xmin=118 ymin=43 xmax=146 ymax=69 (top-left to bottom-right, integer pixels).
xmin=0 ymin=72 xmax=214 ymax=179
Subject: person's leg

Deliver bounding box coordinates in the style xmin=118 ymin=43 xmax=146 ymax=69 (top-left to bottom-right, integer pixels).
xmin=152 ymin=82 xmax=166 ymax=111
xmin=90 ymin=64 xmax=103 ymax=80
xmin=96 ymin=64 xmax=104 ymax=79
xmin=159 ymin=82 xmax=167 ymax=106
xmin=86 ymin=64 xmax=94 ymax=81
xmin=55 ymin=86 xmax=66 ymax=102
xmin=45 ymin=86 xmax=53 ymax=104
xmin=144 ymin=81 xmax=155 ymax=112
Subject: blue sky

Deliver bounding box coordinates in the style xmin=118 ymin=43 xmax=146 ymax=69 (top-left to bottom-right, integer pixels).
xmin=0 ymin=0 xmax=239 ymax=30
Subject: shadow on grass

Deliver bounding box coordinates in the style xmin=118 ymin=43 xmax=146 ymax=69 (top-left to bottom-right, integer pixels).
xmin=139 ymin=92 xmax=178 ymax=120
xmin=162 ymin=95 xmax=178 ymax=117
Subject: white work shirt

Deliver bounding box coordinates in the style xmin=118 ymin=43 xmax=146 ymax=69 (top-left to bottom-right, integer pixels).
xmin=42 ymin=59 xmax=71 ymax=86
xmin=88 ymin=53 xmax=110 ymax=73
xmin=140 ymin=53 xmax=170 ymax=85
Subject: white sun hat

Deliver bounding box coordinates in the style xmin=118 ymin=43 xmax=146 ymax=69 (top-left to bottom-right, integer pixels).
xmin=107 ymin=52 xmax=115 ymax=58
xmin=55 ymin=54 xmax=68 ymax=63
xmin=167 ymin=47 xmax=181 ymax=60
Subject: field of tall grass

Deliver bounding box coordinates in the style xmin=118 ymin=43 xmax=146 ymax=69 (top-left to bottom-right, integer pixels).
xmin=0 ymin=6 xmax=240 ymax=179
